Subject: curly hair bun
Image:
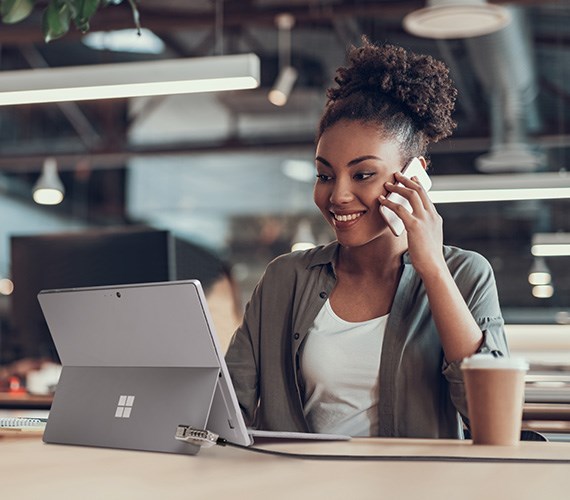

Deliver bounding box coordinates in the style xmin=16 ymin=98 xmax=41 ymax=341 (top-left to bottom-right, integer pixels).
xmin=328 ymin=38 xmax=457 ymax=143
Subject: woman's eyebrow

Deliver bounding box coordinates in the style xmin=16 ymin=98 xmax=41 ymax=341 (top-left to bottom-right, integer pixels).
xmin=315 ymin=156 xmax=332 ymax=167
xmin=347 ymin=155 xmax=384 ymax=166
xmin=315 ymin=155 xmax=384 ymax=168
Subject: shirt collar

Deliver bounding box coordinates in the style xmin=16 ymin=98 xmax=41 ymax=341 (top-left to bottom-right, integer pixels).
xmin=307 ymin=241 xmax=339 ymax=269
xmin=307 ymin=240 xmax=412 ymax=268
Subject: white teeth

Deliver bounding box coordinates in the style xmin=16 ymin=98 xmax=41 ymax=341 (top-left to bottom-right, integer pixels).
xmin=333 ymin=212 xmax=362 ymax=222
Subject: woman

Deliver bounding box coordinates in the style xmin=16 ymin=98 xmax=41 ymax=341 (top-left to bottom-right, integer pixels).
xmin=226 ymin=39 xmax=508 ymax=439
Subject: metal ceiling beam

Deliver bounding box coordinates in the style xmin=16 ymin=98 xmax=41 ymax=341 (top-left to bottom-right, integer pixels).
xmin=0 ymin=1 xmax=546 ymax=45
xmin=18 ymin=44 xmax=101 ymax=148
xmin=1 ymin=133 xmax=569 ymax=173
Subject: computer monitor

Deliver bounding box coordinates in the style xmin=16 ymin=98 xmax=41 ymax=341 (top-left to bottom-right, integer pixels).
xmin=8 ymin=227 xmax=173 ymax=362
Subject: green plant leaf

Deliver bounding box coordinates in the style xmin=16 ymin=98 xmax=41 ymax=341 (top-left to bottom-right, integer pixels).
xmin=78 ymin=0 xmax=100 ymax=20
xmin=1 ymin=0 xmax=34 ymax=24
xmin=42 ymin=0 xmax=72 ymax=43
xmin=63 ymin=0 xmax=78 ymax=18
xmin=72 ymin=0 xmax=100 ymax=32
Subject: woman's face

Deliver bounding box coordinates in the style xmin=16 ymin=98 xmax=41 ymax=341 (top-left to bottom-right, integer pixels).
xmin=314 ymin=120 xmax=404 ymax=248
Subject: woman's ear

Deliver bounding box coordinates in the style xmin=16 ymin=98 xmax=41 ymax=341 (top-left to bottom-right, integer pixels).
xmin=418 ymin=156 xmax=428 ymax=170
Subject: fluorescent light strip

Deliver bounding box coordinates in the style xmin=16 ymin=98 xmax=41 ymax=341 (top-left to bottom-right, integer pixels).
xmin=429 ymin=172 xmax=570 ymax=204
xmin=531 ymin=244 xmax=570 ymax=257
xmin=431 ymin=187 xmax=570 ymax=203
xmin=531 ymin=233 xmax=570 ymax=257
xmin=0 ymin=54 xmax=260 ymax=106
xmin=0 ymin=77 xmax=259 ymax=105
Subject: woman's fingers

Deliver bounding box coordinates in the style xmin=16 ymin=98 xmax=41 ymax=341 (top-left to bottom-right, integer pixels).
xmin=383 ymin=172 xmax=427 ymax=214
xmin=378 ymin=193 xmax=413 ymax=226
xmin=379 ymin=171 xmax=441 ymax=233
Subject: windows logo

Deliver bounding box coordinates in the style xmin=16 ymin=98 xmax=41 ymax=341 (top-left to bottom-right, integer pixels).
xmin=115 ymin=395 xmax=135 ymax=418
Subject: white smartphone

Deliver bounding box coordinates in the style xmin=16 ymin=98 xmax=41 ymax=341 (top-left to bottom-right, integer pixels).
xmin=380 ymin=157 xmax=432 ymax=237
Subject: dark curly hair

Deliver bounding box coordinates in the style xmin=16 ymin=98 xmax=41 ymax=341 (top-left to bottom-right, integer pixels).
xmin=318 ymin=38 xmax=457 ymax=162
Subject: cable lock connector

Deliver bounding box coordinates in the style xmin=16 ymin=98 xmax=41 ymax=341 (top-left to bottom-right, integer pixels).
xmin=174 ymin=425 xmax=570 ymax=464
xmin=175 ymin=425 xmax=222 ymax=448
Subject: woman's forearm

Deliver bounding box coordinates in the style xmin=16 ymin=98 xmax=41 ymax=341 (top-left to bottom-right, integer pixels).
xmin=421 ymin=265 xmax=484 ymax=363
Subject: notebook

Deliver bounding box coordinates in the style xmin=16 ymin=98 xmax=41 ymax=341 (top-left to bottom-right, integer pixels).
xmin=38 ymin=280 xmax=348 ymax=455
xmin=0 ymin=417 xmax=47 ymax=437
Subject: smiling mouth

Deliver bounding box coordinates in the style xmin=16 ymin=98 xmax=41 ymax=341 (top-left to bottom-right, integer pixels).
xmin=331 ymin=212 xmax=364 ymax=222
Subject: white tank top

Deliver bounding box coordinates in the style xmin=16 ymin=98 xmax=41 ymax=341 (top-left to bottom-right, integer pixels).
xmin=300 ymin=299 xmax=388 ymax=436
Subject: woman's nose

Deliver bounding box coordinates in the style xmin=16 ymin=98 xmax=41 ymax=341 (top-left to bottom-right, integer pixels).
xmin=329 ymin=178 xmax=354 ymax=204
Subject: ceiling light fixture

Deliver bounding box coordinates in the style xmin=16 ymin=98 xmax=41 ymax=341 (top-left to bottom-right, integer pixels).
xmin=532 ymin=284 xmax=554 ymax=299
xmin=82 ymin=28 xmax=165 ymax=54
xmin=403 ymin=0 xmax=511 ymax=39
xmin=33 ymin=157 xmax=65 ymax=205
xmin=429 ymin=172 xmax=570 ymax=203
xmin=268 ymin=13 xmax=298 ymax=107
xmin=0 ymin=278 xmax=14 ymax=296
xmin=528 ymin=257 xmax=551 ymax=286
xmin=269 ymin=66 xmax=298 ymax=107
xmin=281 ymin=159 xmax=315 ymax=183
xmin=291 ymin=219 xmax=316 ymax=252
xmin=531 ymin=233 xmax=570 ymax=257
xmin=0 ymin=53 xmax=260 ymax=106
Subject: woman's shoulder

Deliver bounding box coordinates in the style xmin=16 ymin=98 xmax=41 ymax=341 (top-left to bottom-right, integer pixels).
xmin=442 ymin=245 xmax=494 ymax=277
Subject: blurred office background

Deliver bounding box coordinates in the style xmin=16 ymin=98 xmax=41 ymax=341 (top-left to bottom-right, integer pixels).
xmin=0 ymin=0 xmax=569 ymax=421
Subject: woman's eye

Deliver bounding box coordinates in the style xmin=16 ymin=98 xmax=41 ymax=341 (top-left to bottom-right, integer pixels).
xmin=316 ymin=174 xmax=332 ymax=182
xmin=354 ymin=172 xmax=375 ymax=181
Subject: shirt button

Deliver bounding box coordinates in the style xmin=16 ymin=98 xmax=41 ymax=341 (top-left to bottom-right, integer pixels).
xmin=293 ymin=333 xmax=300 ymax=340
xmin=319 ymin=291 xmax=328 ymax=299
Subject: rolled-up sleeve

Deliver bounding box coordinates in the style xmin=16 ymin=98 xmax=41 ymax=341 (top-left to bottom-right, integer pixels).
xmin=441 ymin=251 xmax=509 ymax=419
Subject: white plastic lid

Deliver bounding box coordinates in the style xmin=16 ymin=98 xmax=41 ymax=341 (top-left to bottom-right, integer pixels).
xmin=461 ymin=353 xmax=529 ymax=370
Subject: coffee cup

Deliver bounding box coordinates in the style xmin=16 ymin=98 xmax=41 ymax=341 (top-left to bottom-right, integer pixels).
xmin=461 ymin=354 xmax=529 ymax=445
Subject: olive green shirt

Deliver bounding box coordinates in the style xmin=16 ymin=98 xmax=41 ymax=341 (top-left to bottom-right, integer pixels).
xmin=225 ymin=242 xmax=508 ymax=438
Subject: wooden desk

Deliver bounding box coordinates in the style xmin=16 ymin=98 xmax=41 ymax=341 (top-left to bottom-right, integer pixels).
xmin=1 ymin=436 xmax=569 ymax=500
